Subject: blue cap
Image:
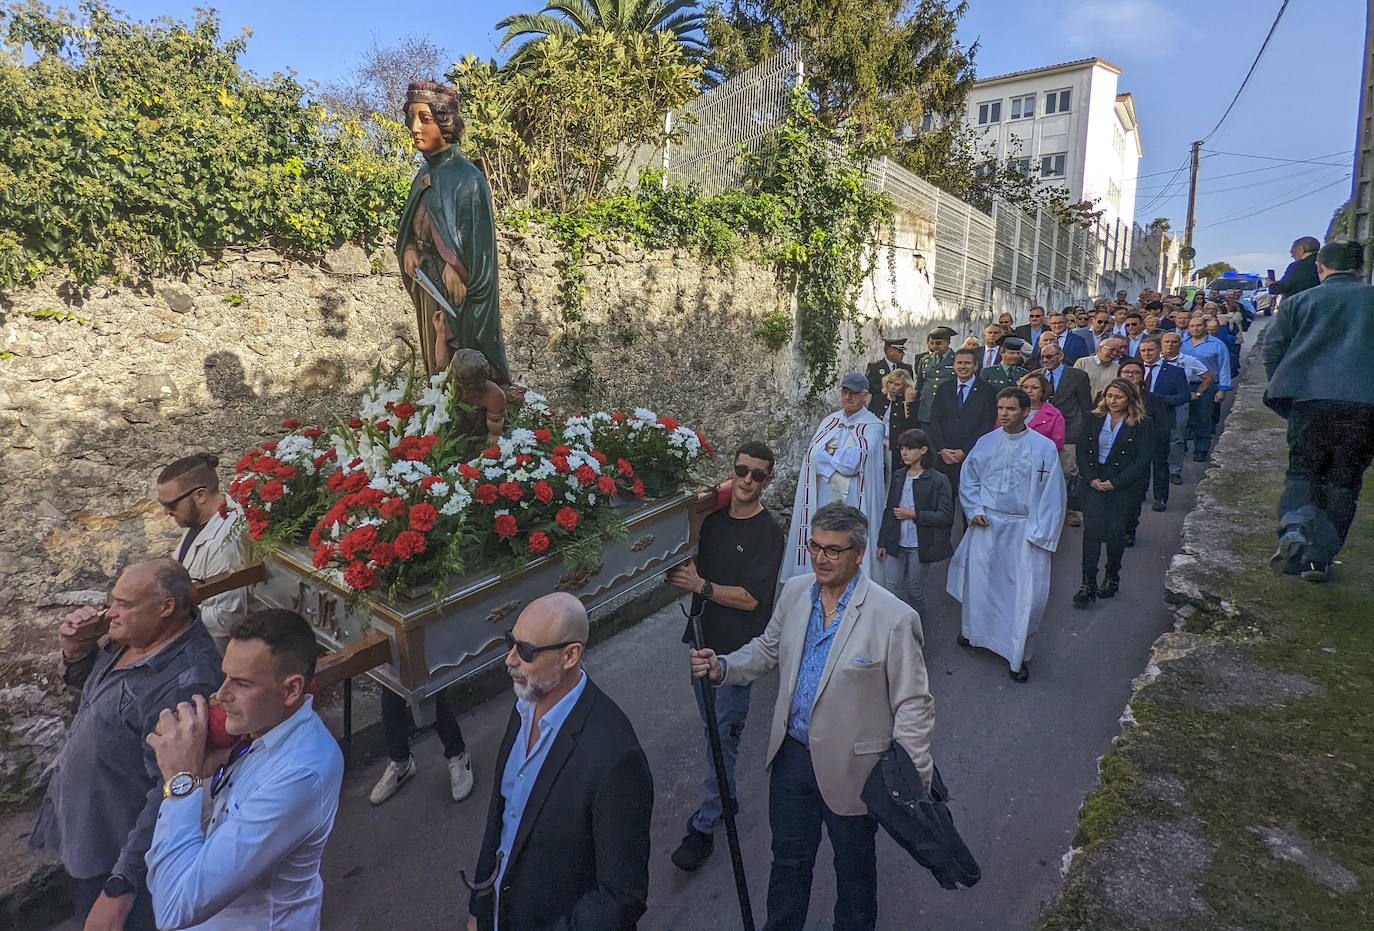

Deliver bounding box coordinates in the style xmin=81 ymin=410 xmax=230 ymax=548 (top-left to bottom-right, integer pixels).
xmin=840 ymin=373 xmax=869 ymax=392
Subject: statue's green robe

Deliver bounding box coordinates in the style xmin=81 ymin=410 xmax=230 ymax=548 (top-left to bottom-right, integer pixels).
xmin=396 ymin=146 xmax=510 ymax=383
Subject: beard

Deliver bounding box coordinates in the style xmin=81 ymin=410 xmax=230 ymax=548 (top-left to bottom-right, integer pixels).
xmin=508 ymin=664 xmax=558 ymax=704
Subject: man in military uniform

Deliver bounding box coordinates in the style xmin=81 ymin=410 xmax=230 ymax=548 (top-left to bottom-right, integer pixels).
xmin=866 ymin=338 xmax=913 ymax=413
xmin=912 ymin=326 xmax=958 ymax=427
xmin=980 ymin=336 xmax=1029 ymax=390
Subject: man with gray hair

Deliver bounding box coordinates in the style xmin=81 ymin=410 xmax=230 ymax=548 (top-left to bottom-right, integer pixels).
xmin=1266 ymin=235 xmax=1321 ymax=300
xmin=31 ymin=559 xmax=223 ymax=930
xmin=692 ymin=501 xmax=935 ymax=929
xmin=469 ymin=593 xmax=653 ymax=931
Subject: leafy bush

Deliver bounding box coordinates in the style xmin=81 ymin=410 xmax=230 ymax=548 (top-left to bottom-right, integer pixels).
xmin=0 ymin=2 xmax=414 ymax=289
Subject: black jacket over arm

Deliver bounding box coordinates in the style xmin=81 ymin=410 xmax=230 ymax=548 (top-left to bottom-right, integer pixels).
xmin=1076 ymin=414 xmax=1149 ymax=493
xmin=470 ymin=677 xmax=653 ymax=931
xmin=877 ymin=468 xmax=955 ymax=562
xmin=929 ymin=378 xmax=998 ymax=456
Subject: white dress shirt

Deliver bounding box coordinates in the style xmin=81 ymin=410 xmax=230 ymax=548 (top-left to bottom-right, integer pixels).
xmin=148 ymin=697 xmax=344 ymax=930
xmin=982 ymin=346 xmax=999 ymax=368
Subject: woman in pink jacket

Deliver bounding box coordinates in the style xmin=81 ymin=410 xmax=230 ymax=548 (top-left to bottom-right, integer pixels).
xmin=1020 ymin=370 xmax=1065 ymax=450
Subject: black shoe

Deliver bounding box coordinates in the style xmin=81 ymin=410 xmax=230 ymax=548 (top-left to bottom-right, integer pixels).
xmin=1072 ymin=579 xmax=1097 ymax=609
xmin=1169 ymin=474 xmax=1183 ymax=486
xmin=1009 ymin=663 xmax=1029 ymax=683
xmin=957 ymin=634 xmax=971 ymax=648
xmin=671 ymin=827 xmax=714 ymax=872
xmin=1124 ymin=531 xmax=1136 ymax=548
xmin=1099 ymin=575 xmax=1120 ymax=598
xmin=1152 ymin=500 xmax=1167 ymax=512
xmin=1299 ymin=561 xmax=1329 ymax=583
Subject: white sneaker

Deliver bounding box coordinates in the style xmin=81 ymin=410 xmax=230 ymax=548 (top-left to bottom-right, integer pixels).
xmin=448 ymin=751 xmax=474 ymax=801
xmin=370 ymin=756 xmax=416 ymax=805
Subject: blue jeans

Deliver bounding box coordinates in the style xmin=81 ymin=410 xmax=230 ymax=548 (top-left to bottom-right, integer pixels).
xmin=880 ymin=546 xmax=929 ymax=619
xmin=764 ymin=737 xmax=878 ymax=931
xmin=691 ymin=680 xmax=752 ymax=834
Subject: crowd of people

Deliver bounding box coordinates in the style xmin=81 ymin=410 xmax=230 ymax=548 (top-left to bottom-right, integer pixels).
xmin=36 ymin=236 xmax=1369 ymax=931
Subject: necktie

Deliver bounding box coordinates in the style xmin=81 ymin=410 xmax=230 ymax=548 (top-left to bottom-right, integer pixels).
xmin=1049 ymin=368 xmax=1058 ymax=391
xmin=958 ymin=384 xmax=968 ymax=406
xmin=1147 ymin=364 xmax=1157 ymax=391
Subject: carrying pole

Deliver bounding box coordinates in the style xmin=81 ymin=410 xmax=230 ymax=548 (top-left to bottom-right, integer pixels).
xmin=687 ymin=601 xmax=755 ymax=930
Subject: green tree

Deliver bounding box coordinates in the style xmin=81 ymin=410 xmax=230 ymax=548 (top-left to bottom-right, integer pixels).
xmin=496 ymin=0 xmax=707 ymax=67
xmin=1196 ymin=260 xmax=1236 ymax=282
xmin=1146 ymin=216 xmax=1172 ymax=236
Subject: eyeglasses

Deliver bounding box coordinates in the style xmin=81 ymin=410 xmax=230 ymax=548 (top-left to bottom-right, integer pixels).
xmin=734 ymin=463 xmax=771 ymax=483
xmin=806 ymin=540 xmax=855 ymax=560
xmin=504 ymin=629 xmax=581 ymax=663
xmin=159 ymin=485 xmax=205 ymax=510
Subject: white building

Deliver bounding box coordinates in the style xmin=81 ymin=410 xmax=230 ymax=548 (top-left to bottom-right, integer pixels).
xmin=963 ymin=58 xmax=1143 ymax=275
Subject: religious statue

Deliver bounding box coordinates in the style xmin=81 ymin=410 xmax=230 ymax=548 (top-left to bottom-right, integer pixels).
xmin=449 ymin=348 xmax=508 ymax=447
xmin=396 ymin=80 xmax=510 ymax=384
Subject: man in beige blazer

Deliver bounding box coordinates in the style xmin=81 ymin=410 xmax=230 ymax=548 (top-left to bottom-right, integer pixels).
xmin=691 ymin=502 xmax=934 ymax=931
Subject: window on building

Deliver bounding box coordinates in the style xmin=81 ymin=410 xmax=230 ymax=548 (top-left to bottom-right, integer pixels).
xmin=1112 ymin=126 xmax=1126 ymax=159
xmin=977 ymin=100 xmax=1002 ymax=125
xmin=1009 ymin=95 xmax=1035 ymax=120
xmin=1041 ymin=153 xmax=1067 ymax=178
xmin=1108 ymin=180 xmax=1121 ymax=209
xmin=1044 ymin=89 xmax=1071 ymax=115
xmin=920 ymin=111 xmax=937 ymax=133
xmin=1009 ymin=157 xmax=1031 ymax=176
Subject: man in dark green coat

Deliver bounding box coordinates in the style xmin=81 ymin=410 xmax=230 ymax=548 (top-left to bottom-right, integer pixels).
xmin=913 ymin=327 xmax=958 ymax=427
xmin=396 ymin=81 xmax=510 ymax=383
xmin=980 ymin=336 xmax=1029 ymax=390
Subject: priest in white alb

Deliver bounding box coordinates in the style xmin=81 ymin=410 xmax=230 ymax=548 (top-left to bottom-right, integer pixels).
xmin=780 ymin=372 xmax=888 ymax=584
xmin=946 ymin=385 xmax=1067 ymax=682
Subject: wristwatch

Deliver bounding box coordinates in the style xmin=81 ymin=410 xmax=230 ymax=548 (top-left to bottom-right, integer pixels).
xmin=163 ymin=772 xmax=202 ymax=799
xmin=699 ymin=581 xmax=714 ymax=601
xmin=102 ymin=874 xmax=135 ymax=898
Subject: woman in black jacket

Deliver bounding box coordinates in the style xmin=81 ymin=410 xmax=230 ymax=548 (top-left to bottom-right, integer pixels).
xmin=878 ymin=369 xmax=922 ymax=474
xmin=877 ymin=428 xmax=954 ymax=620
xmin=1074 ymin=378 xmax=1150 ymax=606
xmin=1117 ymin=358 xmax=1170 ymax=547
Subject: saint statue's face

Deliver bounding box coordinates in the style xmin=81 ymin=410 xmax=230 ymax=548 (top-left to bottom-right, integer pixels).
xmin=407 ymin=102 xmax=447 ymax=156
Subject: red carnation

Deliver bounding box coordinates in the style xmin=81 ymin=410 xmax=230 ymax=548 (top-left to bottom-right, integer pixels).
xmin=555 ymin=507 xmax=578 ymax=532
xmin=245 ymin=506 xmax=268 ymax=525
xmin=410 ymin=503 xmax=438 ymax=531
xmin=326 ymin=471 xmax=346 ymax=491
xmin=392 ymin=402 xmax=416 ymax=420
xmin=259 ymin=480 xmax=285 ymax=502
xmin=617 ymin=458 xmax=634 ymax=476
xmin=632 ymin=478 xmax=645 ymax=497
xmin=349 ymin=418 xmax=363 ymax=428
xmin=458 ymin=464 xmax=481 ymax=481
xmin=590 ymin=450 xmax=607 ymax=465
xmin=553 ymin=445 xmax=571 ymax=456
xmin=348 ymin=457 xmax=362 ymax=468
xmin=375 ymin=419 xmax=390 ymax=432
xmin=321 ymin=504 xmax=347 ymax=528
xmin=597 ymin=476 xmax=616 ymax=495
xmin=309 ymin=528 xmax=322 ymax=548
xmin=260 ymin=441 xmax=279 ymax=453
xmin=483 ymin=445 xmax=501 ymax=459
xmin=312 ymin=544 xmax=334 ymax=569
xmin=658 ymin=416 xmax=680 ymax=430
xmin=339 ymin=525 xmax=378 ymax=560
xmin=281 ymin=419 xmax=300 ymax=429
xmin=218 ymin=501 xmax=229 ymax=519
xmin=551 ymin=456 xmax=571 ymax=475
xmin=304 ymin=428 xmax=324 ymax=439
xmin=379 ymin=497 xmax=406 ymax=520
xmin=515 ymin=454 xmax=533 ymax=467
xmin=234 ymin=453 xmax=255 ymax=473
xmin=384 ymin=401 xmax=395 ymax=412
xmin=255 ymin=456 xmax=281 ymax=472
xmin=499 ymin=481 xmax=524 ymax=502
xmin=534 ymin=429 xmax=553 ymax=443
xmin=419 ymin=475 xmax=443 ymax=491
xmin=314 ymin=453 xmax=333 ymax=470
xmin=343 ymin=472 xmax=368 ymax=492
xmin=697 ymin=433 xmax=714 ymax=456
xmin=534 ymin=480 xmax=554 ymax=504
xmin=344 ymin=560 xmax=378 ymax=591
xmin=359 ymin=488 xmax=386 ymax=507
xmin=494 ymin=514 xmax=518 ymax=539
xmin=528 ymin=531 xmax=550 ymax=555
xmin=474 ymin=483 xmax=499 ymax=505
xmin=611 ymin=411 xmax=624 ymax=422
xmin=393 ymin=530 xmax=427 ymax=559
xmin=575 ymin=465 xmax=597 ymax=486
xmin=276 ymin=464 xmax=298 ymax=482
xmin=369 ymin=541 xmax=397 ymax=567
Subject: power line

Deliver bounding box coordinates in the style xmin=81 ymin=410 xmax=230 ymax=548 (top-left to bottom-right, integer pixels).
xmin=1201 ymin=148 xmax=1354 ymax=165
xmin=1135 ymin=153 xmax=1193 ymax=214
xmin=1200 ymin=0 xmax=1291 ymax=144
xmin=1135 ymin=153 xmax=1352 ymax=192
xmin=1196 ymin=165 xmax=1348 ymax=197
xmin=1196 ymin=175 xmax=1351 ymax=230
xmin=1136 ymin=162 xmax=1347 ymax=197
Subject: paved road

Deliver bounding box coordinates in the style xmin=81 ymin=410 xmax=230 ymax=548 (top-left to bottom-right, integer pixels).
xmin=316 ymin=458 xmax=1206 ymax=930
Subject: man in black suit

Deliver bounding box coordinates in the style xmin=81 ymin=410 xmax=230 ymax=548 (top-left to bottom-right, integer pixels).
xmin=1012 ymin=306 xmax=1047 ymax=354
xmin=929 ymin=348 xmax=998 ymax=504
xmin=1137 ymin=337 xmax=1190 ymax=508
xmin=1266 ymin=236 xmax=1320 ymax=302
xmin=866 ymin=338 xmax=913 ymax=411
xmin=1038 ymin=343 xmax=1093 ymax=527
xmin=975 ymin=324 xmax=1004 ymax=371
xmin=468 ymin=593 xmax=652 ymax=931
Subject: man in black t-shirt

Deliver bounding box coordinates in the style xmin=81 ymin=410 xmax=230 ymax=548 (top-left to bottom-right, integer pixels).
xmin=666 ymin=441 xmax=785 ymax=873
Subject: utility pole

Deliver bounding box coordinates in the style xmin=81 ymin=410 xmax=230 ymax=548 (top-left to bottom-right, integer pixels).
xmin=1181 ymin=140 xmax=1202 ymax=284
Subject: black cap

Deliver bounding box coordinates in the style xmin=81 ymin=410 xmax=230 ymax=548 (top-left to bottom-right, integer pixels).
xmin=883 ymin=338 xmax=908 ymax=349
xmin=997 ymin=335 xmax=1026 ymax=351
xmin=928 ymin=326 xmax=957 ymax=340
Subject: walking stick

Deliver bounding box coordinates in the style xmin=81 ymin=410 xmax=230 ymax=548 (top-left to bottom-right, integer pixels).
xmin=684 ymin=600 xmax=756 ymax=931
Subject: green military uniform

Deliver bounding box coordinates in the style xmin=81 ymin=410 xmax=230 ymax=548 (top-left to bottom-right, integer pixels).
xmin=914 ymin=349 xmax=956 ymax=424
xmin=980 ymin=363 xmax=1028 ymax=391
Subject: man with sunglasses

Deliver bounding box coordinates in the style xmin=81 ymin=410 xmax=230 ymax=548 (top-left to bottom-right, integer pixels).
xmin=469 ymin=593 xmax=652 ymax=931
xmin=31 ymin=559 xmax=222 ymax=931
xmin=157 ymin=453 xmax=245 ymax=654
xmin=691 ymin=502 xmax=935 ymax=930
xmin=665 ymin=442 xmax=785 ymax=872
xmin=145 ymin=608 xmax=343 ymax=930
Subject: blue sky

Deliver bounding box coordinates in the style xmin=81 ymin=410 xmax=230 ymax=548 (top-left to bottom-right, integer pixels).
xmin=103 ymin=0 xmax=1366 ymax=275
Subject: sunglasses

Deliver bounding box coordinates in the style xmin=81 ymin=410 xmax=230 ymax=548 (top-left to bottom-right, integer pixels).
xmin=504 ymin=629 xmax=581 ymax=663
xmin=734 ymin=463 xmax=771 ymax=483
xmin=159 ymin=485 xmax=206 ymax=510
xmin=806 ymin=540 xmax=855 ymax=560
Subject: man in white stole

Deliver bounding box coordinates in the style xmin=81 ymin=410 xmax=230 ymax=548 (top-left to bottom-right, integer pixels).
xmin=947 ymin=386 xmax=1067 ymax=681
xmin=780 ymin=373 xmax=888 ymax=585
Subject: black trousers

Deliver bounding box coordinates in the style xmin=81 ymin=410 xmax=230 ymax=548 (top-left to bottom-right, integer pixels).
xmin=1081 ymin=485 xmax=1133 ymax=578
xmin=381 ymin=688 xmax=466 ymax=762
xmin=1278 ymin=400 xmax=1374 ymax=563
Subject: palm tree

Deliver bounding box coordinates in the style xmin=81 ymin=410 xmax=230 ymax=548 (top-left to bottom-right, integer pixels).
xmin=495 ymin=0 xmax=708 ymax=67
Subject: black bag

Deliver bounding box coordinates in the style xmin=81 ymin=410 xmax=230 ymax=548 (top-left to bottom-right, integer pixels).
xmin=861 ymin=742 xmax=980 ymax=890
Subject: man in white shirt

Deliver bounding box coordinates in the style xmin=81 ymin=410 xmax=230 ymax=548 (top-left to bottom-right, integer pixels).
xmin=157 ymin=455 xmax=246 ymax=653
xmin=145 ymin=610 xmax=343 ymax=931
xmin=978 ymin=324 xmax=1003 ymax=370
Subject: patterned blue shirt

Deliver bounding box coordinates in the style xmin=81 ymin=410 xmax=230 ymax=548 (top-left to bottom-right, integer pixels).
xmin=786 ymin=572 xmax=861 ymax=745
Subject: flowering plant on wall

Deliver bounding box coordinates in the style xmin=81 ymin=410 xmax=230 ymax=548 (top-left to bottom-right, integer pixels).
xmin=227 ymin=370 xmax=713 ymax=599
